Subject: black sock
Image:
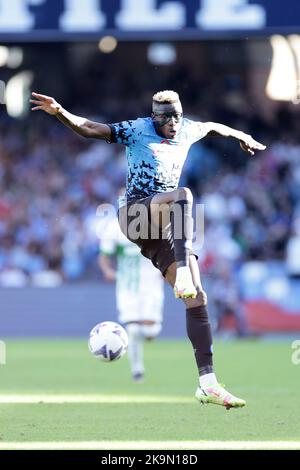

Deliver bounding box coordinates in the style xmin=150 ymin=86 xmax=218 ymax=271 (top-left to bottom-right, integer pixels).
xmin=170 ymin=199 xmax=193 ymax=266
xmin=186 ymin=305 xmax=214 ymax=375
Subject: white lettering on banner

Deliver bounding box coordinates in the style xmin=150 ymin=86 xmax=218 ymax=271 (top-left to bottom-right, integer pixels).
xmin=116 ymin=0 xmax=185 ymax=30
xmin=0 ymin=0 xmax=44 ymax=31
xmin=197 ymin=0 xmax=266 ymax=29
xmin=60 ymin=0 xmax=105 ymax=31
xmin=0 ymin=0 xmax=268 ymax=33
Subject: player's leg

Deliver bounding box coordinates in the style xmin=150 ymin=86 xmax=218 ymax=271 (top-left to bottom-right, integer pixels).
xmin=117 ymin=294 xmax=145 ymax=382
xmin=150 ymin=188 xmax=196 ymax=299
xmin=134 ymin=287 xmax=163 ymax=378
xmin=165 ymin=257 xmax=214 ymax=378
xmin=124 ymin=320 xmax=162 ymax=382
xmin=124 ymin=321 xmax=145 ymax=382
xmin=117 ymin=293 xmax=163 ymax=382
xmin=140 ymin=277 xmax=163 ymax=341
xmin=165 ymin=257 xmax=246 ymax=409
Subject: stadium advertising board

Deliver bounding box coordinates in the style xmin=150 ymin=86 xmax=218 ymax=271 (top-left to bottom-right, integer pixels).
xmin=0 ymin=0 xmax=300 ymax=41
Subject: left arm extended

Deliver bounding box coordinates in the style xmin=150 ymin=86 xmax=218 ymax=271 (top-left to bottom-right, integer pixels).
xmin=200 ymin=121 xmax=266 ymax=156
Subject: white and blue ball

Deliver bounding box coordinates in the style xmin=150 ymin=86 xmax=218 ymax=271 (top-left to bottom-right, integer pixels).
xmin=88 ymin=321 xmax=128 ymax=362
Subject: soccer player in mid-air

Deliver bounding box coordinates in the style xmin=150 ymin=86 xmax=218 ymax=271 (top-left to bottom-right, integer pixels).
xmin=31 ymin=89 xmax=266 ymax=409
xmin=99 ymin=204 xmax=164 ymax=382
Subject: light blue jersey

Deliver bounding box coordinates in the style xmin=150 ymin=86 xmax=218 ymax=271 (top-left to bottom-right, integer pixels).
xmin=110 ymin=117 xmax=206 ymax=202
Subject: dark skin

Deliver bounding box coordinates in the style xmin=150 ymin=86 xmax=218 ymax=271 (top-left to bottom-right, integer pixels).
xmin=151 ymin=102 xmax=183 ymax=140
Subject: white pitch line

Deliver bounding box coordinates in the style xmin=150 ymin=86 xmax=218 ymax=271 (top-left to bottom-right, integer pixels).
xmin=0 ymin=441 xmax=300 ymax=450
xmin=0 ymin=394 xmax=193 ymax=404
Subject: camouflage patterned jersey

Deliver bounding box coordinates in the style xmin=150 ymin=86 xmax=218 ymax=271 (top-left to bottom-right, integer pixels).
xmin=110 ymin=117 xmax=205 ymax=204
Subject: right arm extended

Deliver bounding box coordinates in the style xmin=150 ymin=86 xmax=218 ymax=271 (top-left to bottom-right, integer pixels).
xmin=30 ymin=92 xmax=112 ymax=141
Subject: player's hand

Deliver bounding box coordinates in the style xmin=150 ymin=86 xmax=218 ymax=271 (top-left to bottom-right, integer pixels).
xmin=239 ymin=133 xmax=266 ymax=156
xmin=30 ymin=92 xmax=61 ymax=115
xmin=103 ymin=269 xmax=116 ymax=282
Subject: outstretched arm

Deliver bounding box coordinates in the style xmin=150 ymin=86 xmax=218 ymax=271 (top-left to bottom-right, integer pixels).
xmin=200 ymin=121 xmax=266 ymax=156
xmin=30 ymin=92 xmax=112 ymax=141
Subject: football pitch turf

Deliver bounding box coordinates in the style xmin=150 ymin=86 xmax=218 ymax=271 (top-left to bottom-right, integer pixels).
xmin=0 ymin=339 xmax=299 ymax=450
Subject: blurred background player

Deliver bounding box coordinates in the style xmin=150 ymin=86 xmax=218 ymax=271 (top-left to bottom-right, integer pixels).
xmin=98 ymin=199 xmax=164 ymax=382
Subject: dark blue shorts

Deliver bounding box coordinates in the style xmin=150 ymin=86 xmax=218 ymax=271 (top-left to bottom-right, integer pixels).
xmin=118 ymin=195 xmax=197 ymax=276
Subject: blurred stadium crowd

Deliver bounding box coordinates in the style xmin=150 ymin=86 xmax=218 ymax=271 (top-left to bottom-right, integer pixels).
xmin=1 ymin=59 xmax=300 ymax=294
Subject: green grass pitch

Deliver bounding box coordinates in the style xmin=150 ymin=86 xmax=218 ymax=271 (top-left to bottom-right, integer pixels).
xmin=0 ymin=338 xmax=299 ymax=449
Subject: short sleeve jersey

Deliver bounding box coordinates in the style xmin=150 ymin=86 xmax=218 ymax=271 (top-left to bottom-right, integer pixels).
xmin=110 ymin=117 xmax=206 ymax=202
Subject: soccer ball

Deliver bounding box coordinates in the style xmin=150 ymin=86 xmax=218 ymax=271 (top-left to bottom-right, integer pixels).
xmin=88 ymin=321 xmax=128 ymax=362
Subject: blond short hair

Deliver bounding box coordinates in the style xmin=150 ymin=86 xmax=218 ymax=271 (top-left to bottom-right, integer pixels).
xmin=152 ymin=90 xmax=180 ymax=104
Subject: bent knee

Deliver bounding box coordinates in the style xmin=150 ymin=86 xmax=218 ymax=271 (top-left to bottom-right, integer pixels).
xmin=176 ymin=187 xmax=193 ymax=202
